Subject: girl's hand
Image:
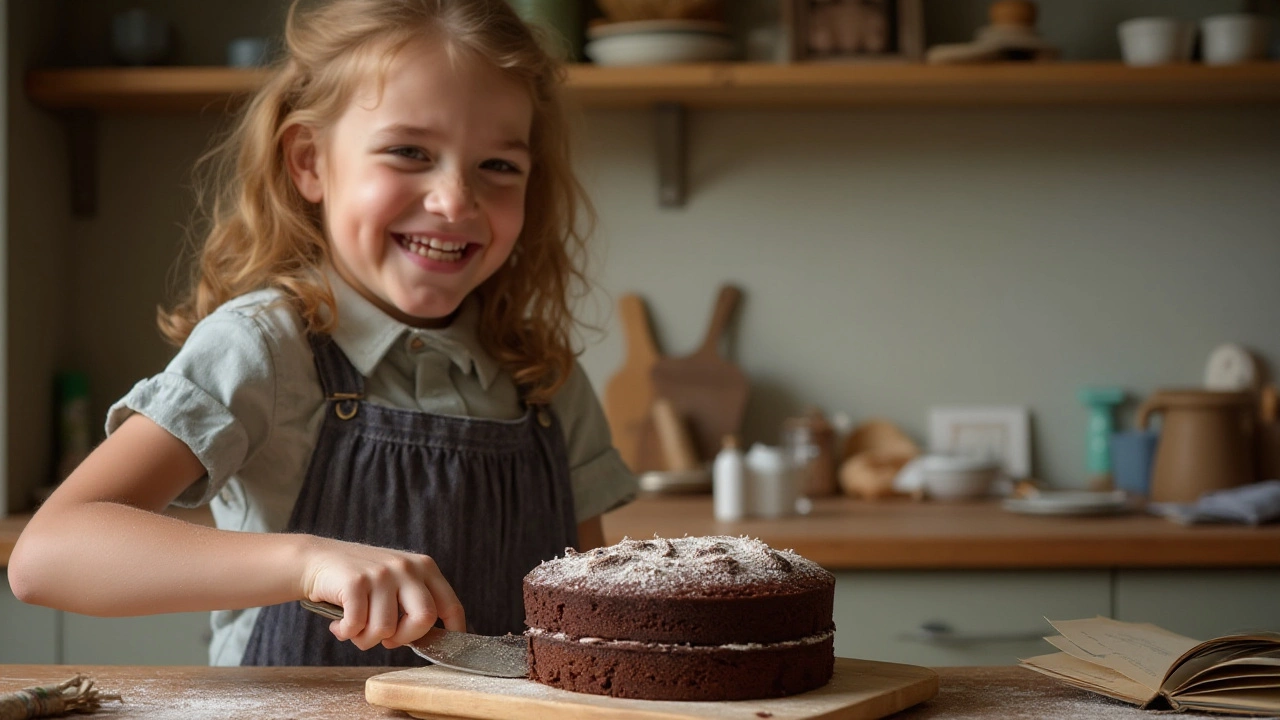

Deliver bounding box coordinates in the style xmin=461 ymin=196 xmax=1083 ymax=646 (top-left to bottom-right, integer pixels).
xmin=300 ymin=536 xmax=466 ymax=651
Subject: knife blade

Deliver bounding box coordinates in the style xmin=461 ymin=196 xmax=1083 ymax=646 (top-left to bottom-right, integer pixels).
xmin=299 ymin=599 xmax=528 ymax=678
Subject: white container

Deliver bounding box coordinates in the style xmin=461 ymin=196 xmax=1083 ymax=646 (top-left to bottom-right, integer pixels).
xmin=1117 ymin=17 xmax=1195 ymax=66
xmin=1201 ymin=14 xmax=1271 ymax=66
xmin=745 ymin=443 xmax=795 ymax=519
xmin=920 ymin=455 xmax=1000 ymax=501
xmin=712 ymin=436 xmax=747 ymax=522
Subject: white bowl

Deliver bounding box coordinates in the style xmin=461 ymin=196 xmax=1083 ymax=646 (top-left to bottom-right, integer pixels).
xmin=919 ymin=455 xmax=1000 ymax=501
xmin=1118 ymin=17 xmax=1195 ymax=66
xmin=585 ymin=31 xmax=736 ymax=66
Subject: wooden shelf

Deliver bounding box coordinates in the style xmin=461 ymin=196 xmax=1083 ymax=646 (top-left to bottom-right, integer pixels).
xmin=26 ymin=61 xmax=1280 ymax=112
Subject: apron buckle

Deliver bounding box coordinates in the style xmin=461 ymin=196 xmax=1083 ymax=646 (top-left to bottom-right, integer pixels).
xmin=330 ymin=392 xmax=362 ymax=420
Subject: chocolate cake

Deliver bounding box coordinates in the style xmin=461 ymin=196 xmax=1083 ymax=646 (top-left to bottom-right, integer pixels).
xmin=523 ymin=535 xmax=836 ymax=701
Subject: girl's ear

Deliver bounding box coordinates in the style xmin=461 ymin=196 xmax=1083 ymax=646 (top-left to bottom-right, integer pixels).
xmin=283 ymin=124 xmax=324 ymax=203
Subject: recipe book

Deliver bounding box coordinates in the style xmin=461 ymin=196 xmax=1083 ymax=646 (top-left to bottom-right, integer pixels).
xmin=1020 ymin=616 xmax=1280 ymax=716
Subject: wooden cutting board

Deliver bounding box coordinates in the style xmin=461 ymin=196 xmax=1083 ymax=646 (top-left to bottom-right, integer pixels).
xmin=649 ymin=285 xmax=749 ymax=462
xmin=366 ymin=657 xmax=938 ymax=720
xmin=603 ymin=294 xmax=665 ymax=472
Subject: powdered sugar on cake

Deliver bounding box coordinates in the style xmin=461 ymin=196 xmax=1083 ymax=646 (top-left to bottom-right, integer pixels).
xmin=525 ymin=535 xmax=831 ymax=596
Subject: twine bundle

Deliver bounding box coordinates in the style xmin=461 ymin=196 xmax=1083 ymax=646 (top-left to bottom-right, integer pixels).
xmin=0 ymin=675 xmax=121 ymax=719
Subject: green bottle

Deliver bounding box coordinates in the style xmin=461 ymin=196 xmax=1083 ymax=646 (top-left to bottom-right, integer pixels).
xmin=1078 ymin=386 xmax=1125 ymax=486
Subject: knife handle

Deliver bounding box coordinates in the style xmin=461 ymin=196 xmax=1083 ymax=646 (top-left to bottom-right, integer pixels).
xmin=300 ymin=599 xmax=345 ymax=621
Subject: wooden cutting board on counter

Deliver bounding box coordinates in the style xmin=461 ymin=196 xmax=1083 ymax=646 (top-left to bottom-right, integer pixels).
xmin=602 ymin=294 xmax=666 ymax=472
xmin=649 ymin=284 xmax=749 ymax=462
xmin=365 ymin=657 xmax=938 ymax=720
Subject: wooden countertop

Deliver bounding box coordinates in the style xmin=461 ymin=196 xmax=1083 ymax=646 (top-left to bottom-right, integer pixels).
xmin=5 ymin=495 xmax=1280 ymax=571
xmin=600 ymin=495 xmax=1280 ymax=570
xmin=0 ymin=664 xmax=1227 ymax=719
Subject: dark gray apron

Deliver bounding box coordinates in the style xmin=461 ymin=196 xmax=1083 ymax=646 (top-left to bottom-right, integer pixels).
xmin=241 ymin=334 xmax=579 ymax=665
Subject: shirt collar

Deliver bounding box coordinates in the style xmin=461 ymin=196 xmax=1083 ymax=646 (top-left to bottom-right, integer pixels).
xmin=326 ymin=269 xmax=502 ymax=390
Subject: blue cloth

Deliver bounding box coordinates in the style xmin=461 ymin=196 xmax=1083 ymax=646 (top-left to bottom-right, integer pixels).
xmin=1148 ymin=480 xmax=1280 ymax=525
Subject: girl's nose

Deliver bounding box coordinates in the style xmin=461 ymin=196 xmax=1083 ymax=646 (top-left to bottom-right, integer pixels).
xmin=424 ymin=171 xmax=478 ymax=223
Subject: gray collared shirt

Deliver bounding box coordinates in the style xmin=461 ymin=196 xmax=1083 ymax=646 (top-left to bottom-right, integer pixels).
xmin=106 ymin=273 xmax=636 ymax=664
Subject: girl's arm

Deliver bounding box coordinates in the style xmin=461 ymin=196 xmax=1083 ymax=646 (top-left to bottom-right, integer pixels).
xmin=8 ymin=413 xmax=464 ymax=651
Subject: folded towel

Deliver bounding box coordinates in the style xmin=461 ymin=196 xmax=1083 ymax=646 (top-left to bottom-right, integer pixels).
xmin=1148 ymin=479 xmax=1280 ymax=525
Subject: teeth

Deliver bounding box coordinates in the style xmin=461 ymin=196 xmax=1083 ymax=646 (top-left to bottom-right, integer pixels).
xmin=403 ymin=235 xmax=464 ymax=252
xmin=399 ymin=234 xmax=466 ymax=261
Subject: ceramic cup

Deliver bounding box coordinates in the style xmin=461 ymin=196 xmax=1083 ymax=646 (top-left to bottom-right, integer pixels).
xmin=111 ymin=8 xmax=172 ymax=66
xmin=1201 ymin=14 xmax=1271 ymax=65
xmin=227 ymin=37 xmax=271 ymax=68
xmin=1118 ymin=17 xmax=1195 ymax=66
xmin=1110 ymin=430 xmax=1158 ymax=496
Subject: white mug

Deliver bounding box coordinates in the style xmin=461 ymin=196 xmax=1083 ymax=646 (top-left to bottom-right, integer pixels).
xmin=1117 ymin=17 xmax=1194 ymax=66
xmin=1201 ymin=14 xmax=1271 ymax=65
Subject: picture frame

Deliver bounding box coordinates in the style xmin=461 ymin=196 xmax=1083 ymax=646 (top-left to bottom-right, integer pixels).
xmin=928 ymin=406 xmax=1031 ymax=478
xmin=784 ymin=0 xmax=925 ymax=63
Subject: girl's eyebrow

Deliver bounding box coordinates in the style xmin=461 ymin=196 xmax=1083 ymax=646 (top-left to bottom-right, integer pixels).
xmin=373 ymin=123 xmax=530 ymax=153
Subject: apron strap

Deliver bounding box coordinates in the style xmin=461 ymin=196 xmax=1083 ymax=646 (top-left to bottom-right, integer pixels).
xmin=307 ymin=334 xmax=365 ymax=400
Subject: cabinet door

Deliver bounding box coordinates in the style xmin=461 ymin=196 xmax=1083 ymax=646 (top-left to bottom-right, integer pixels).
xmin=62 ymin=612 xmax=211 ymax=665
xmin=1114 ymin=569 xmax=1280 ymax=640
xmin=833 ymin=570 xmax=1111 ymax=666
xmin=1 ymin=572 xmax=60 ymax=663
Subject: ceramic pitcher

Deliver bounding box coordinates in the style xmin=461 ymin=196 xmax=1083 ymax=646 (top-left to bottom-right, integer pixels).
xmin=1137 ymin=389 xmax=1256 ymax=503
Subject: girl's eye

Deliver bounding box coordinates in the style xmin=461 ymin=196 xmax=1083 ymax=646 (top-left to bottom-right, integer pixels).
xmin=481 ymin=158 xmax=523 ymax=174
xmin=388 ymin=146 xmax=429 ymax=162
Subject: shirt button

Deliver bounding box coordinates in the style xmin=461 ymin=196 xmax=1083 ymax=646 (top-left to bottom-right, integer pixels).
xmin=408 ymin=337 xmax=425 ymax=351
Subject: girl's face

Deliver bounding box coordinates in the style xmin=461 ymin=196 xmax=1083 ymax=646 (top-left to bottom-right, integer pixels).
xmin=290 ymin=39 xmax=533 ymax=327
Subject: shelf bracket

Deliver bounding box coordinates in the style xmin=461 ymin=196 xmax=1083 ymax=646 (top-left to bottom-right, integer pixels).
xmin=66 ymin=111 xmax=98 ymax=217
xmin=654 ymin=102 xmax=686 ymax=208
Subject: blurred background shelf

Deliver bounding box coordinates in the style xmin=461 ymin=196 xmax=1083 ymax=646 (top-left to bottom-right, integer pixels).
xmin=26 ymin=61 xmax=1280 ymax=112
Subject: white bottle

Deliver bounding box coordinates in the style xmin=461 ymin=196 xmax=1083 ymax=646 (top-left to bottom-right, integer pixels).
xmin=713 ymin=434 xmax=747 ymax=522
xmin=745 ymin=443 xmax=795 ymax=519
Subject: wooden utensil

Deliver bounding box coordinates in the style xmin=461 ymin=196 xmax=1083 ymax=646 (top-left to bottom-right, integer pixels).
xmin=649 ymin=285 xmax=749 ymax=462
xmin=650 ymin=397 xmax=701 ymax=472
xmin=366 ymin=657 xmax=938 ymax=720
xmin=602 ymin=294 xmax=665 ymax=472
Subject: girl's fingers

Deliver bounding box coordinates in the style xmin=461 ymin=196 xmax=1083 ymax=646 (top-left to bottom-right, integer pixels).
xmin=355 ymin=584 xmax=400 ymax=651
xmin=383 ymin=584 xmax=436 ymax=649
xmin=423 ymin=570 xmax=467 ymax=633
xmin=335 ymin=592 xmax=368 ymax=644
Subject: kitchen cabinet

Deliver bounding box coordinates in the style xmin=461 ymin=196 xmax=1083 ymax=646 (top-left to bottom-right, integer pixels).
xmin=2 ymin=573 xmax=209 ymax=664
xmin=62 ymin=611 xmax=211 ymax=665
xmin=0 ymin=572 xmax=58 ymax=664
xmin=832 ymin=570 xmax=1110 ymax=666
xmin=1113 ymin=569 xmax=1280 ymax=641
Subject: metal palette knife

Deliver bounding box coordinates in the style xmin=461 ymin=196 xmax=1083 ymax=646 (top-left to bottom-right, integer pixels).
xmin=300 ymin=600 xmax=527 ymax=678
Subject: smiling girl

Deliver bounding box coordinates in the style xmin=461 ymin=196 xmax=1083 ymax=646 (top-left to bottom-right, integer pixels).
xmin=9 ymin=0 xmax=636 ymax=667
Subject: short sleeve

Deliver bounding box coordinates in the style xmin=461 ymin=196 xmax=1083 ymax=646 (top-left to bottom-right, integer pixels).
xmin=105 ymin=307 xmax=280 ymax=508
xmin=550 ymin=362 xmax=638 ymax=523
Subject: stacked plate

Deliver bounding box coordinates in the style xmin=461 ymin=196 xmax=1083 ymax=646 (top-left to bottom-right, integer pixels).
xmin=585 ymin=19 xmax=736 ymax=66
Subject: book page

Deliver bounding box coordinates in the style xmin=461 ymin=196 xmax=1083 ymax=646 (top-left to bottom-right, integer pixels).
xmin=1048 ymin=617 xmax=1200 ymax=693
xmin=1167 ymin=646 xmax=1280 ymax=694
xmin=1019 ymin=652 xmax=1153 ymax=705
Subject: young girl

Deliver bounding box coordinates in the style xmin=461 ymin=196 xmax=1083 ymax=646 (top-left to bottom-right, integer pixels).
xmin=9 ymin=0 xmax=635 ymax=667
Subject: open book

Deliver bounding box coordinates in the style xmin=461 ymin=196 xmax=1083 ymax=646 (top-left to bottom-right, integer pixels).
xmin=1020 ymin=617 xmax=1280 ymax=716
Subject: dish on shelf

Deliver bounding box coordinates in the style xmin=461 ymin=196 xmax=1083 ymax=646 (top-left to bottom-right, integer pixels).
xmin=1002 ymin=490 xmax=1133 ymax=516
xmin=587 ymin=19 xmax=730 ymax=40
xmin=585 ymin=31 xmax=736 ymax=66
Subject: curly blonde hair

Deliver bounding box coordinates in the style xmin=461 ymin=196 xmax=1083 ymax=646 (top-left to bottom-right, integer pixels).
xmin=161 ymin=0 xmax=592 ymax=404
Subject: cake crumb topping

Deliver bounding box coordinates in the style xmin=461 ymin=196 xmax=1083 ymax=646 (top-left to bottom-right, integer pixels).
xmin=527 ymin=535 xmax=831 ymax=595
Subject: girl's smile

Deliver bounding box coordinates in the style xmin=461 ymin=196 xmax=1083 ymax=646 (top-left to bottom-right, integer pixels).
xmin=288 ymin=38 xmax=533 ymax=328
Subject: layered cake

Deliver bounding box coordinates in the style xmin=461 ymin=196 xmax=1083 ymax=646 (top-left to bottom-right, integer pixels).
xmin=523 ymin=535 xmax=836 ymax=701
